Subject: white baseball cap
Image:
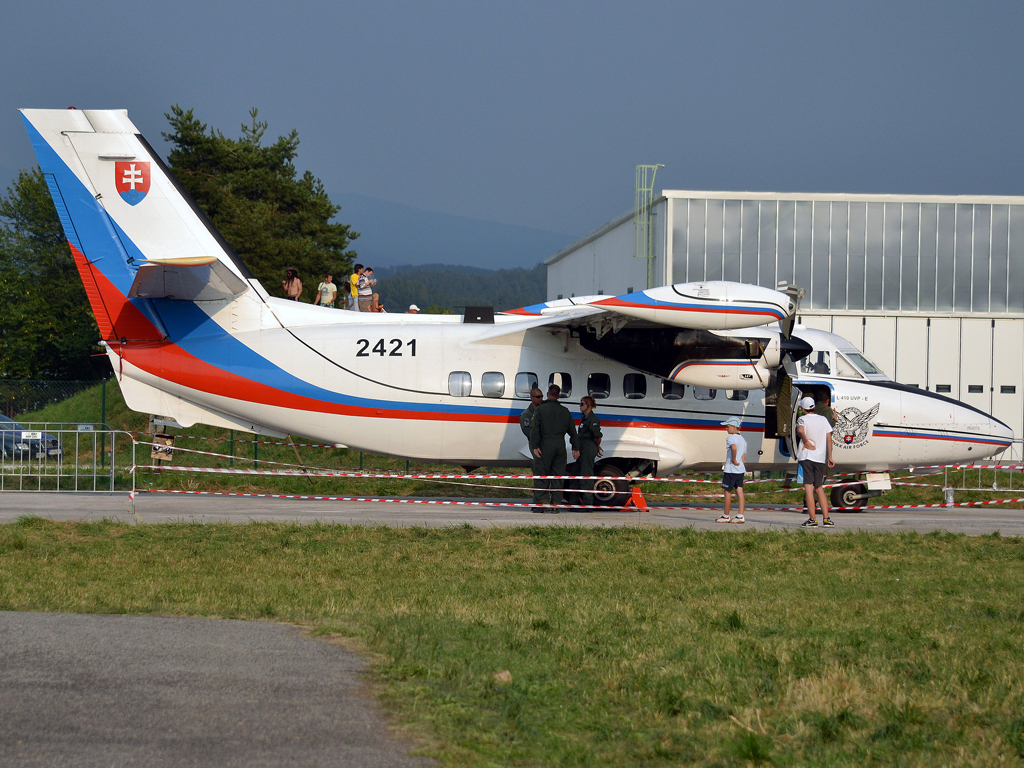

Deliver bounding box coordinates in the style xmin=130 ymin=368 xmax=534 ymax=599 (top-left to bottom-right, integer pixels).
xmin=720 ymin=416 xmax=742 ymax=427
xmin=408 ymin=304 xmax=420 ymax=311
xmin=799 ymin=396 xmax=816 ymax=409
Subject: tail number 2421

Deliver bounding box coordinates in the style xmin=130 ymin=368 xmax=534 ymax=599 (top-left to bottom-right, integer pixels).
xmin=356 ymin=339 xmax=417 ymax=357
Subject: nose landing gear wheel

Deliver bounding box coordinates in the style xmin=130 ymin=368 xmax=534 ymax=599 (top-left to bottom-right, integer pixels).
xmin=830 ymin=483 xmax=868 ymax=510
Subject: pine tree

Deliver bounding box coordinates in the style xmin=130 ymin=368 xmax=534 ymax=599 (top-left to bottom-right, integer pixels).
xmin=162 ymin=106 xmax=358 ymax=302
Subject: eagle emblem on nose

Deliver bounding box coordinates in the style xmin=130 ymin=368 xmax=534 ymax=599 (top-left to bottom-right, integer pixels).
xmin=833 ymin=403 xmax=879 ymax=450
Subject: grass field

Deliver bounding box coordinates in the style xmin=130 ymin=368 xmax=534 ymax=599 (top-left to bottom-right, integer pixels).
xmin=14 ymin=380 xmax=1024 ymax=508
xmin=3 ymin=519 xmax=1024 ymax=766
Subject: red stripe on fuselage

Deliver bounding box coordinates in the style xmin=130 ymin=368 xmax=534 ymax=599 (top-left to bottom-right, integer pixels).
xmin=72 ymin=245 xmax=769 ymax=430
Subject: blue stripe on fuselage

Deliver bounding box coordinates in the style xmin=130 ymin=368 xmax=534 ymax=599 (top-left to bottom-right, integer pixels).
xmin=23 ymin=117 xmax=137 ymax=296
xmin=156 ymin=302 xmax=761 ymax=427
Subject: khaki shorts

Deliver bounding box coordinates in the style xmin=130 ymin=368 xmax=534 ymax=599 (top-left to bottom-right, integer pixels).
xmin=358 ymin=297 xmax=372 ymax=312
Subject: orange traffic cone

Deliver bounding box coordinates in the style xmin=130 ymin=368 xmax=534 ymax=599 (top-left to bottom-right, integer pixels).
xmin=621 ymin=485 xmax=649 ymax=511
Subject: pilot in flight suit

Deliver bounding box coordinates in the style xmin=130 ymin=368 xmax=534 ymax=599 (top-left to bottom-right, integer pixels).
xmin=529 ymin=385 xmax=580 ymax=512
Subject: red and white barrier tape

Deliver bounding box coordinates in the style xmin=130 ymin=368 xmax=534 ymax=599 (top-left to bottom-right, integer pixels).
xmin=142 ymin=488 xmax=1024 ymax=511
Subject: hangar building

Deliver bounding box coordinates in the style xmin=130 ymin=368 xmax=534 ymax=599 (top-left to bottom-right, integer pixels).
xmin=546 ymin=191 xmax=1024 ymax=453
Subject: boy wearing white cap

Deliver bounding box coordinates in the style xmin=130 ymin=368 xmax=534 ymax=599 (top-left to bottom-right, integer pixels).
xmin=796 ymin=396 xmax=835 ymax=527
xmin=716 ymin=416 xmax=747 ymax=523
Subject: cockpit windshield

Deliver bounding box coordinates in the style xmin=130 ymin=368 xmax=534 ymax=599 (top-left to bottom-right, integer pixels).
xmin=834 ymin=353 xmax=864 ymax=379
xmin=799 ymin=349 xmax=883 ymax=378
xmin=845 ymin=352 xmax=884 ymax=376
xmin=801 ymin=351 xmax=832 ymax=375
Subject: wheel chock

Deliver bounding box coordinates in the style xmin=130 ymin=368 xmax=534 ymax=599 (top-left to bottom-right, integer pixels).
xmin=621 ymin=485 xmax=649 ymax=511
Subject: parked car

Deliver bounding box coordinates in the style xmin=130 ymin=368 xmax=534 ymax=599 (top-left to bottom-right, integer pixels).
xmin=0 ymin=415 xmax=62 ymax=460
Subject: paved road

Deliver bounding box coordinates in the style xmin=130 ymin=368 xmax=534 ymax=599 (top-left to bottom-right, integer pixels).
xmin=1 ymin=492 xmax=1022 ymax=535
xmin=0 ymin=612 xmax=433 ymax=768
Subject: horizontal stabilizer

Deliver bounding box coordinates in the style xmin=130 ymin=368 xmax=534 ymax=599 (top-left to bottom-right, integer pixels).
xmin=128 ymin=257 xmax=249 ymax=301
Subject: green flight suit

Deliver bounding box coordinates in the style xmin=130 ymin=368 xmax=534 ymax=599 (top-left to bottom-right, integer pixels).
xmin=816 ymin=402 xmax=836 ymax=428
xmin=519 ymin=403 xmax=536 ymax=438
xmin=576 ymin=411 xmax=602 ymax=503
xmin=529 ymin=398 xmax=579 ymax=506
xmin=519 ymin=402 xmax=538 ymax=479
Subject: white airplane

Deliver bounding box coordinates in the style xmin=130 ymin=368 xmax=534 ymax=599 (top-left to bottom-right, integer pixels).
xmin=20 ymin=108 xmax=1014 ymax=507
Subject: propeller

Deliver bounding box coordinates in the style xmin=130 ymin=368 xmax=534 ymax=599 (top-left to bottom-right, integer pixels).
xmin=776 ymin=282 xmax=811 ymax=365
xmin=769 ymin=283 xmax=809 ymax=443
xmin=776 ymin=282 xmax=805 ymax=340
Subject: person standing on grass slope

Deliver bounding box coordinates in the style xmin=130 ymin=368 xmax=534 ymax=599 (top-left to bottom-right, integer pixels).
xmin=348 ymin=264 xmax=363 ymax=310
xmin=282 ymin=268 xmax=302 ymax=300
xmin=313 ymin=273 xmax=337 ymax=308
xmin=717 ymin=416 xmax=747 ymax=523
xmin=529 ymin=385 xmax=579 ymax=513
xmin=796 ymin=396 xmax=835 ymax=527
xmin=357 ymin=267 xmax=376 ymax=311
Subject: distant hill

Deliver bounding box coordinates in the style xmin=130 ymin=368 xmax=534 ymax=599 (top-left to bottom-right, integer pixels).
xmin=368 ymin=263 xmax=546 ymax=313
xmin=334 ymin=192 xmax=575 ymax=270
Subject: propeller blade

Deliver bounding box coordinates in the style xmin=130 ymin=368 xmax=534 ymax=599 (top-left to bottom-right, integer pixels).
xmin=775 ymin=282 xmax=805 ymax=340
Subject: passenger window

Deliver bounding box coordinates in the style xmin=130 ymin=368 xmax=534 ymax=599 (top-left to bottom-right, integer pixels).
xmin=693 ymin=387 xmax=717 ymax=401
xmin=448 ymin=371 xmax=472 ymax=397
xmin=935 ymin=384 xmax=952 ymax=393
xmin=834 ymin=353 xmax=863 ymax=379
xmin=587 ymin=373 xmax=611 ymax=399
xmin=662 ymin=380 xmax=685 ymax=400
xmin=726 ymin=390 xmax=748 ymax=401
xmin=623 ymin=373 xmax=647 ymax=399
xmin=549 ymin=372 xmax=572 ymax=398
xmin=514 ymin=372 xmax=538 ymax=397
xmin=481 ymin=372 xmax=505 ymax=398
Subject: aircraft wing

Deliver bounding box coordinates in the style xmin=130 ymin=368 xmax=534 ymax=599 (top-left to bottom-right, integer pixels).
xmin=469 ymin=304 xmax=605 ymax=341
xmin=496 ymin=281 xmax=801 ymax=391
xmin=501 ymin=281 xmax=794 ymax=332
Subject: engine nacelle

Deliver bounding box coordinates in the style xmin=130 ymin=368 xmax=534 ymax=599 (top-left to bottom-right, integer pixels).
xmin=668 ymin=358 xmax=772 ymax=390
xmin=577 ymin=326 xmax=779 ymax=390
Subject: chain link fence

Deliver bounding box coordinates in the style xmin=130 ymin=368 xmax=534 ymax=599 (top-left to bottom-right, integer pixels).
xmin=0 ymin=380 xmax=101 ymax=418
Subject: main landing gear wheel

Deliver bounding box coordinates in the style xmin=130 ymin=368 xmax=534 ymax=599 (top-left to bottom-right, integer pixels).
xmin=830 ymin=483 xmax=868 ymax=510
xmin=593 ymin=465 xmax=630 ymax=507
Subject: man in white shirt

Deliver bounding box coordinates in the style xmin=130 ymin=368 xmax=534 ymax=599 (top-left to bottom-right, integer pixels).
xmin=796 ymin=396 xmax=835 ymax=527
xmin=314 ymin=273 xmax=337 ymax=308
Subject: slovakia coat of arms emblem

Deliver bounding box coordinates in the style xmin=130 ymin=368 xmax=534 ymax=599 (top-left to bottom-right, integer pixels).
xmin=832 ymin=403 xmax=880 ymax=450
xmin=115 ymin=161 xmax=151 ymax=205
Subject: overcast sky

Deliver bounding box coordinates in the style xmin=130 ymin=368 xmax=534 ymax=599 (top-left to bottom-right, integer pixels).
xmin=2 ymin=0 xmax=1023 ymax=245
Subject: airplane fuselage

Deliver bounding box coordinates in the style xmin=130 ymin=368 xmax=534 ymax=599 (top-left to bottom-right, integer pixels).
xmin=110 ymin=297 xmax=1012 ymax=476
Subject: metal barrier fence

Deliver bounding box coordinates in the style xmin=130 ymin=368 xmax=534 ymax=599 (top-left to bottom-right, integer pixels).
xmin=0 ymin=425 xmax=135 ymax=493
xmin=946 ymin=462 xmax=1024 ymax=493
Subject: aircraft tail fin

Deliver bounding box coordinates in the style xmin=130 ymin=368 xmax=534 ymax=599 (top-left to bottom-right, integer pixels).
xmin=19 ymin=108 xmax=255 ymax=339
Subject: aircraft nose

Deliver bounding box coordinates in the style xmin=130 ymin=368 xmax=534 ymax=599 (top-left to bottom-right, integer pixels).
xmin=988 ymin=417 xmax=1016 ymax=454
xmin=963 ymin=408 xmax=1015 ymax=459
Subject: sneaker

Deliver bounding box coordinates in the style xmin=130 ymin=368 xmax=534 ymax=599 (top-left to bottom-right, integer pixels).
xmin=801 ymin=518 xmax=818 ymax=527
xmin=532 ymin=507 xmax=545 ymax=513
xmin=822 ymin=517 xmax=835 ymax=527
xmin=715 ymin=514 xmax=731 ymax=523
xmin=731 ymin=514 xmax=745 ymax=524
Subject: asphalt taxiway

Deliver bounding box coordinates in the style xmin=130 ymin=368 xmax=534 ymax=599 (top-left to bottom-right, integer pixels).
xmin=0 ymin=612 xmax=433 ymax=768
xmin=1 ymin=492 xmax=1022 ymax=535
